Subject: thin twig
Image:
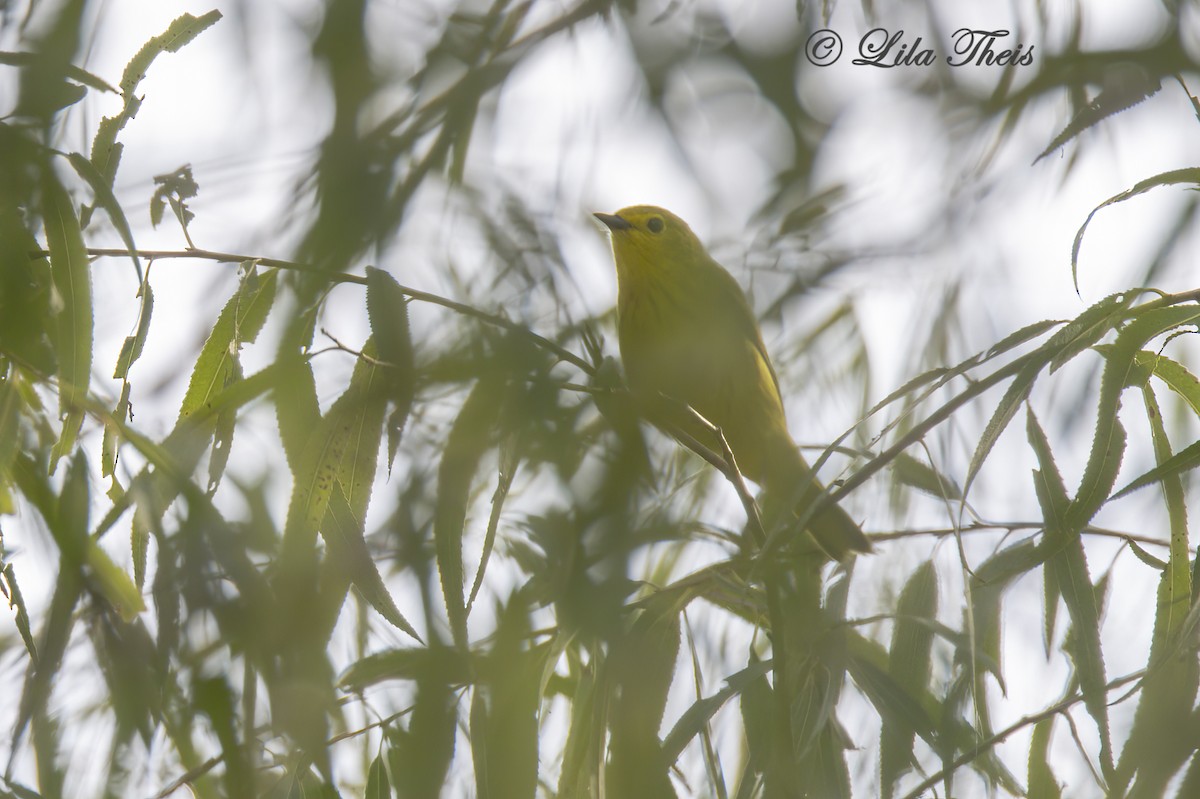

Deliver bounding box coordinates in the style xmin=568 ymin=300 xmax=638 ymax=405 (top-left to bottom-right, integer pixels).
xmin=149 ymin=755 xmax=223 ymax=799
xmin=59 ymin=246 xmax=595 ymax=376
xmin=898 ymin=669 xmax=1145 ymax=799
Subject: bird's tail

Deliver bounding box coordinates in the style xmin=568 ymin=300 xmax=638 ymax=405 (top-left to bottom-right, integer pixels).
xmin=764 ymin=442 xmax=872 ymax=561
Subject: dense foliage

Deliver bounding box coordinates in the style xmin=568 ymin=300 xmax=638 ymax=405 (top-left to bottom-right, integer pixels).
xmin=2 ymin=1 xmax=1200 ymax=797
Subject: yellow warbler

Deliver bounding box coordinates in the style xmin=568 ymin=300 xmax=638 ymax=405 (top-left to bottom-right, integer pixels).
xmin=595 ymin=205 xmax=870 ymax=559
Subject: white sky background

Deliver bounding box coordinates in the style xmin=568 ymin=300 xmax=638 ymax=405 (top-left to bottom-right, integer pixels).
xmin=4 ymin=0 xmax=1200 ymax=794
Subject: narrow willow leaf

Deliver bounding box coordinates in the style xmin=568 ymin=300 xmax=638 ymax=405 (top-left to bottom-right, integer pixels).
xmin=1031 ymin=403 xmax=1068 ymax=658
xmin=661 ymin=660 xmax=773 ymax=763
xmin=113 ymin=279 xmax=153 ymax=379
xmin=179 ymin=268 xmax=277 ymax=421
xmin=1113 ymin=439 xmax=1200 ymax=500
xmin=365 ymin=752 xmax=390 ymax=799
xmin=316 ymin=340 xmax=420 ymax=639
xmin=1029 ymin=410 xmax=1111 ymax=777
xmin=12 ymin=544 xmax=83 ymax=756
xmin=66 ymin=152 xmax=140 ymax=279
xmin=969 ymin=290 xmax=1129 ymax=497
xmin=967 ymin=538 xmax=1046 ymax=699
xmin=846 ymin=633 xmax=943 ymax=760
xmin=193 ymin=676 xmax=251 ymax=797
xmin=0 ymin=374 xmax=21 ymax=480
xmin=206 ymin=358 xmax=241 ymax=495
xmin=436 ymin=378 xmax=503 ymax=646
xmin=0 ymin=51 xmax=118 ymax=92
xmin=738 ymin=658 xmax=775 ymax=793
xmin=1065 ymin=305 xmax=1200 ymax=527
xmin=278 ymin=381 xmax=357 ymax=582
xmin=881 ymin=561 xmax=938 ymax=797
xmin=2 ymin=562 xmax=37 ymax=663
xmin=474 ymin=600 xmax=540 ymax=799
xmin=1072 ymin=169 xmax=1200 ymax=293
xmin=964 ymin=360 xmax=1038 ymax=495
xmin=42 ymin=169 xmax=93 ymax=471
xmin=390 ymin=656 xmax=460 ymax=798
xmin=131 ymin=498 xmax=151 ymax=591
xmin=85 ymin=538 xmax=145 ymax=622
xmin=92 ymin=365 xmax=284 ymax=543
xmin=119 ymin=12 xmax=223 ymax=97
xmin=1027 ymin=718 xmax=1062 ymax=799
xmin=556 ymin=644 xmax=605 ymax=795
xmin=338 ymin=647 xmax=470 ymax=692
xmin=866 ymin=319 xmax=1059 ymax=436
xmin=326 ymin=486 xmax=420 ymax=641
xmin=1144 ymin=350 xmax=1200 ymax=416
xmin=100 ymin=383 xmax=129 ymax=482
xmin=1141 ymin=385 xmax=1190 ymax=638
xmin=891 ymin=454 xmax=962 ymax=501
xmin=275 ymin=354 xmax=320 ymax=474
xmin=606 ymin=608 xmax=681 ymax=799
xmin=1035 ymin=63 xmax=1162 ymax=166
xmin=1108 ymin=348 xmax=1200 ymax=498
xmin=366 ymin=267 xmax=417 ymax=474
xmin=1046 ymin=291 xmax=1133 ymax=374
xmin=1109 ymin=552 xmax=1200 ymax=794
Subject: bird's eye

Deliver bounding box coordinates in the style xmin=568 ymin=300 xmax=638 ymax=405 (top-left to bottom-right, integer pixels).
xmin=647 ymin=216 xmax=664 ymax=233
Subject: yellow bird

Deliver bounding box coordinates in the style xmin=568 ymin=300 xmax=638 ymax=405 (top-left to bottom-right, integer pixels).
xmin=595 ymin=205 xmax=871 ymax=559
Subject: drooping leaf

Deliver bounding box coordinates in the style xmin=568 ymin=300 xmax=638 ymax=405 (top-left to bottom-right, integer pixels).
xmin=881 ymin=561 xmax=938 ymax=797
xmin=1029 ymin=408 xmax=1112 ymax=778
xmin=365 ymin=751 xmax=391 ymax=799
xmin=1034 ymin=62 xmax=1162 ymax=166
xmin=113 ymin=277 xmax=153 ymax=380
xmin=1072 ymin=169 xmax=1200 ymax=293
xmin=67 ymin=151 xmax=140 ymax=278
xmin=366 ymin=266 xmax=417 ymax=474
xmin=960 ymin=290 xmax=1132 ymax=497
xmin=179 ymin=267 xmax=278 ymax=421
xmin=606 ymin=605 xmax=681 ymax=799
xmin=195 ymin=675 xmax=253 ymax=799
xmin=1027 ymin=717 xmax=1062 ymax=799
xmin=41 ymin=167 xmax=92 ymax=472
xmin=435 ymin=377 xmax=503 ymax=646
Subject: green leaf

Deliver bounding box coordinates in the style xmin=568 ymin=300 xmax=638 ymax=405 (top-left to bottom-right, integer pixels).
xmin=42 ymin=168 xmax=93 ymax=472
xmin=1113 ymin=438 xmax=1200 ymax=500
xmin=365 ymin=752 xmax=391 ymax=799
xmin=661 ymin=660 xmax=773 ymax=763
xmin=66 ymin=151 xmax=140 ymax=279
xmin=606 ymin=607 xmax=681 ymax=799
xmin=194 ymin=676 xmax=253 ymax=799
xmin=113 ymin=278 xmax=153 ymax=380
xmin=0 ymin=51 xmax=118 ymax=92
xmin=436 ymin=378 xmax=503 ymax=646
xmin=365 ymin=267 xmax=417 ymax=474
xmin=473 ymin=599 xmax=540 ymax=799
xmin=206 ymin=357 xmax=241 ymax=495
xmin=118 ymin=12 xmax=223 ymax=97
xmin=387 ymin=652 xmax=461 ymax=798
xmin=1072 ymin=169 xmax=1200 ymax=293
xmin=179 ymin=267 xmax=278 ymax=421
xmin=881 ymin=561 xmax=938 ymax=797
xmin=1141 ymin=384 xmax=1191 ymax=637
xmin=1027 ymin=718 xmax=1062 ymax=799
xmin=1029 ymin=409 xmax=1111 ymax=778
xmin=2 ymin=561 xmax=38 ymax=665
xmin=0 ymin=371 xmax=22 ymax=482
xmin=339 ymin=647 xmax=470 ymax=692
xmin=85 ymin=538 xmax=145 ymax=622
xmin=316 ymin=339 xmax=420 ymax=640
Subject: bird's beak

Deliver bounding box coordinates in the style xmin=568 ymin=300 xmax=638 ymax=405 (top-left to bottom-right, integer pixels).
xmin=593 ymin=212 xmax=632 ymax=231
